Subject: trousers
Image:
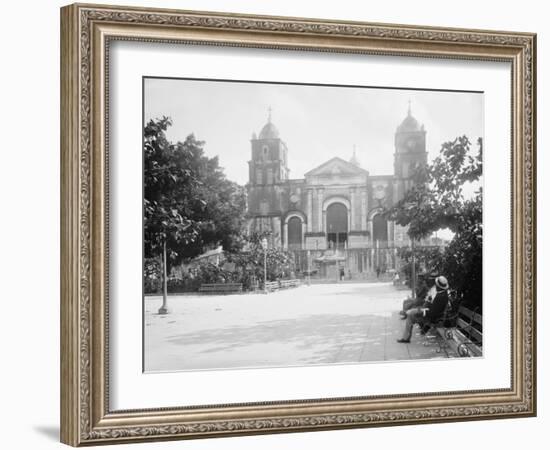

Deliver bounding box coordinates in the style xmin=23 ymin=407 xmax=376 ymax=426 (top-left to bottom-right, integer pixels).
xmin=401 ymin=307 xmax=425 ymax=340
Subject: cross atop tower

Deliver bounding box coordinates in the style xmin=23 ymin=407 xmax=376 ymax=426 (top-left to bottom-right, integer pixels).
xmin=350 ymin=144 xmax=360 ymax=167
xmin=267 ymin=106 xmax=272 ymax=123
xmin=407 ymin=99 xmax=412 ymax=116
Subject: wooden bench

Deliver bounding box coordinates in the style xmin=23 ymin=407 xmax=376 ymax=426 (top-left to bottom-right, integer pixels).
xmin=264 ymin=281 xmax=280 ymax=292
xmin=198 ymin=283 xmax=243 ymax=294
xmin=435 ymin=306 xmax=482 ymax=357
xmin=279 ymin=279 xmax=301 ymax=289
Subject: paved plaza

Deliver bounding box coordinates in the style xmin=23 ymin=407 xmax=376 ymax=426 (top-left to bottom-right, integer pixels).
xmin=144 ymin=282 xmax=450 ymax=372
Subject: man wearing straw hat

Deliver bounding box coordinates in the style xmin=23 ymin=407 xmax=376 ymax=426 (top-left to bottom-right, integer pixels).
xmin=397 ymin=275 xmax=450 ymax=343
xmin=399 ymin=270 xmax=438 ymax=319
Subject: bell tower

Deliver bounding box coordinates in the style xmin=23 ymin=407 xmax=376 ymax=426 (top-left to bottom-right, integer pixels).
xmin=394 ymin=101 xmax=428 ymax=180
xmin=246 ymin=108 xmax=289 ymax=246
xmin=248 ymin=107 xmax=289 ymax=186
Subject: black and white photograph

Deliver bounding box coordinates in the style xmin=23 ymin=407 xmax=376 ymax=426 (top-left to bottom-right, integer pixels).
xmin=143 ymin=78 xmax=483 ymax=372
xmin=0 ymin=0 xmax=543 ymax=447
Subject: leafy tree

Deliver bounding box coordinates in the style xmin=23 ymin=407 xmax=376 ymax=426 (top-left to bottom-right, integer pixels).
xmin=225 ymin=231 xmax=295 ymax=290
xmin=143 ymin=258 xmax=162 ymax=294
xmin=179 ymin=152 xmax=247 ymax=258
xmin=144 ymin=117 xmax=247 ymax=308
xmin=387 ymin=136 xmax=483 ymax=310
xmin=396 ymin=246 xmax=444 ymax=287
xmin=145 ymin=117 xmax=247 ymax=263
xmin=144 ymin=117 xmax=206 ymax=311
xmin=144 ymin=117 xmax=205 ymax=258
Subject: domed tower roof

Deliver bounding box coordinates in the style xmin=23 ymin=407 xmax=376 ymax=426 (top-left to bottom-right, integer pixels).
xmin=259 ymin=122 xmax=280 ymax=139
xmin=396 ymin=101 xmax=421 ymax=133
xmin=258 ymin=106 xmax=280 ymax=139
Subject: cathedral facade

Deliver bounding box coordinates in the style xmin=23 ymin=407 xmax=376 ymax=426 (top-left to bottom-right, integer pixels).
xmin=245 ymin=106 xmax=428 ymax=275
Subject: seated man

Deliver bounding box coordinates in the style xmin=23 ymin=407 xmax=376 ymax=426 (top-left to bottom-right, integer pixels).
xmin=397 ymin=276 xmax=449 ymax=343
xmin=399 ymin=271 xmax=437 ymax=319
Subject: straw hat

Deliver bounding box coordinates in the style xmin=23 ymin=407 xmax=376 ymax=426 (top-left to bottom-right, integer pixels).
xmin=435 ymin=276 xmax=449 ymax=290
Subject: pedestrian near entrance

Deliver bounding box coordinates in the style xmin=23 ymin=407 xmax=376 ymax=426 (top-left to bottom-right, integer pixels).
xmin=397 ymin=275 xmax=450 ymax=343
xmin=393 ymin=272 xmax=400 ymax=286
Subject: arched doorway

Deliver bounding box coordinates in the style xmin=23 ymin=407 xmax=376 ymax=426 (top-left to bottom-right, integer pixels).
xmin=372 ymin=213 xmax=388 ymax=245
xmin=287 ymin=216 xmax=303 ymax=250
xmin=326 ymin=203 xmax=348 ymax=249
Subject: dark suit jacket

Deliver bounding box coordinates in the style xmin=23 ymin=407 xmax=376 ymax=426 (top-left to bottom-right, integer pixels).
xmin=423 ymin=289 xmax=448 ymax=322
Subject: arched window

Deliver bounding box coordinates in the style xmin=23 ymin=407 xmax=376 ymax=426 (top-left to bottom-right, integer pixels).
xmin=326 ymin=203 xmax=348 ymax=249
xmin=287 ymin=217 xmax=302 ymax=250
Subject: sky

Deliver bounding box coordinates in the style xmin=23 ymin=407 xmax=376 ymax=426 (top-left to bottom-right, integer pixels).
xmin=144 ymin=77 xmax=484 ymax=186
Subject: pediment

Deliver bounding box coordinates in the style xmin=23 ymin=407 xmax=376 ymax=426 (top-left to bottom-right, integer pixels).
xmin=305 ymin=157 xmax=368 ymax=178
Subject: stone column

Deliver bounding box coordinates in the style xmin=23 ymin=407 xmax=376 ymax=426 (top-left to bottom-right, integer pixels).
xmin=350 ymin=188 xmax=356 ymax=231
xmin=283 ymin=221 xmax=288 ymax=250
xmin=368 ymin=219 xmax=373 ymax=240
xmin=307 ymin=189 xmax=313 ymax=232
xmin=317 ymin=188 xmax=324 ymax=232
xmin=360 ymin=189 xmax=367 ymax=231
xmin=370 ymin=248 xmax=375 ymax=272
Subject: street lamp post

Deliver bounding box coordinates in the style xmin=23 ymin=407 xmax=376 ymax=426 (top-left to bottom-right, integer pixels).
xmin=402 ymin=202 xmax=418 ymax=300
xmin=376 ymin=239 xmax=379 ymax=274
xmin=158 ymin=237 xmax=170 ymax=315
xmin=411 ymin=237 xmax=416 ymax=300
xmin=335 ymin=228 xmax=340 ymax=282
xmin=261 ymin=237 xmax=268 ymax=294
xmin=306 ymin=249 xmax=311 ymax=286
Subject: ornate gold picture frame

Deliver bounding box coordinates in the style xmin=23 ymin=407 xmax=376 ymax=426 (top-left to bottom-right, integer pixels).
xmin=60 ymin=3 xmax=536 ymax=446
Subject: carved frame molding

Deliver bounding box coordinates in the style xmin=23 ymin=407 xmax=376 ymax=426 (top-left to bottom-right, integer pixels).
xmin=61 ymin=3 xmax=536 ymax=446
